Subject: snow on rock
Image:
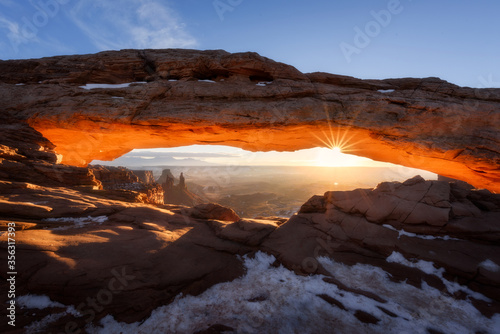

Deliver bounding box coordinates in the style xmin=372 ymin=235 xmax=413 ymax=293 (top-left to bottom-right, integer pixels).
xmin=382 ymin=224 xmax=459 ymax=241
xmin=479 ymin=259 xmax=500 ymax=272
xmin=42 ymin=215 xmax=108 ymax=230
xmin=18 ymin=295 xmax=82 ymax=334
xmin=386 ymin=251 xmax=490 ymax=302
xmin=79 ymin=82 xmax=147 ymax=90
xmin=86 ymin=252 xmax=500 ymax=334
xmin=378 ymin=89 xmax=395 ymax=93
xmin=256 ymin=81 xmax=273 ymax=86
xmin=18 ymin=295 xmax=64 ymax=309
xmin=25 ymin=306 xmax=80 ymax=334
xmin=198 ymin=79 xmax=216 ymax=83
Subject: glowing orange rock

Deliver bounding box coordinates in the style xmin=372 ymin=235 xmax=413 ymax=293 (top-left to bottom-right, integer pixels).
xmin=0 ymin=49 xmax=498 ymax=191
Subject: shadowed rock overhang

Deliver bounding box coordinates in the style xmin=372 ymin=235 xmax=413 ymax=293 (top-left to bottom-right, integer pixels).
xmin=0 ymin=49 xmax=498 ymax=191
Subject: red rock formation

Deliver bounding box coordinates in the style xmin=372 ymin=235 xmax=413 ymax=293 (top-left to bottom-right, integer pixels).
xmin=183 ymin=203 xmax=240 ymax=222
xmin=90 ymin=164 xmax=141 ymax=188
xmin=0 ymin=49 xmax=499 ymax=332
xmin=0 ymin=116 xmax=101 ymax=189
xmin=0 ymin=179 xmax=278 ymax=330
xmin=161 ymin=171 xmax=204 ymax=206
xmin=89 ymin=165 xmax=164 ymax=205
xmin=133 ymin=170 xmax=155 ymax=184
xmin=263 ymin=176 xmax=500 ymax=311
xmin=1 ymin=175 xmax=499 ymax=331
xmin=0 ymin=49 xmax=498 ymax=191
xmin=157 ymin=168 xmax=175 ymax=184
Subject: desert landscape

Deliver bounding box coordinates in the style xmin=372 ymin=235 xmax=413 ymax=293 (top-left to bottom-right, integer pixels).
xmin=0 ymin=48 xmax=499 ymax=334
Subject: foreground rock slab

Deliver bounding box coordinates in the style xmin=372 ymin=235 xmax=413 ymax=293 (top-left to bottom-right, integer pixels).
xmin=263 ymin=176 xmax=500 ymax=317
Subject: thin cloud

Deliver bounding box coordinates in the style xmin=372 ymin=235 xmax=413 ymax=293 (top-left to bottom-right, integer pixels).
xmin=127 ymin=151 xmax=241 ymax=159
xmin=0 ymin=14 xmax=23 ymax=43
xmin=68 ymin=0 xmax=197 ymax=51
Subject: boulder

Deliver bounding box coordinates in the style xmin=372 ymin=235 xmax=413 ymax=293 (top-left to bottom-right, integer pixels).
xmin=184 ymin=203 xmax=240 ymax=222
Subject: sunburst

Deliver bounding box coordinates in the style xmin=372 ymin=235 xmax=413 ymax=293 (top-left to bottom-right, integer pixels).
xmin=311 ymin=110 xmax=366 ymax=155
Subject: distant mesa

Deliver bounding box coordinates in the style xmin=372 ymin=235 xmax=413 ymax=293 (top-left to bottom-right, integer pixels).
xmin=157 ymin=168 xmax=175 ymax=184
xmin=159 ymin=169 xmax=204 ymax=206
xmin=89 ymin=165 xmax=164 ymax=205
xmin=133 ymin=170 xmax=156 ymax=184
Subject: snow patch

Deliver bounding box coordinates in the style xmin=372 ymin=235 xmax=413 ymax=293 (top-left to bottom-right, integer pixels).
xmin=378 ymin=89 xmax=395 ymax=93
xmin=386 ymin=251 xmax=442 ymax=276
xmin=42 ymin=215 xmax=108 ymax=230
xmin=79 ymin=82 xmax=147 ymax=90
xmin=85 ymin=251 xmax=499 ymax=334
xmin=256 ymin=81 xmax=273 ymax=87
xmin=479 ymin=259 xmax=500 ymax=272
xmin=386 ymin=251 xmax=491 ymax=302
xmin=18 ymin=295 xmax=64 ymax=309
xmin=25 ymin=305 xmax=80 ymax=334
xmin=198 ymin=79 xmax=215 ymax=83
xmin=111 ymin=96 xmax=124 ymax=99
xmin=382 ymin=224 xmax=459 ymax=241
xmin=168 ymin=79 xmax=178 ymax=82
xmin=15 ymin=83 xmax=25 ymax=86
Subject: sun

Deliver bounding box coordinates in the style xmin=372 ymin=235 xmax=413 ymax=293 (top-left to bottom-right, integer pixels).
xmin=314 ymin=146 xmax=346 ymax=167
xmin=313 ymin=146 xmax=374 ymax=167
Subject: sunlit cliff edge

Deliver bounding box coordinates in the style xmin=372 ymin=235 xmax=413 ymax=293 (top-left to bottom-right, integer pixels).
xmin=0 ymin=49 xmax=498 ymax=192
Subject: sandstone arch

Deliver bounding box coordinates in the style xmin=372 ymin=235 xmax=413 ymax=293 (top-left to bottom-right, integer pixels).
xmin=0 ymin=49 xmax=498 ymax=191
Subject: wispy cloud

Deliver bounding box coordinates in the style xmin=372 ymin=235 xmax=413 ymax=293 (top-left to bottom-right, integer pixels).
xmin=0 ymin=14 xmax=25 ymax=45
xmin=0 ymin=15 xmax=19 ymax=35
xmin=68 ymin=0 xmax=197 ymax=51
xmin=127 ymin=151 xmax=241 ymax=159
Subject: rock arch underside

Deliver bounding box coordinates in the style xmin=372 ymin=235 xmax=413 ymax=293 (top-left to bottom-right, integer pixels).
xmin=0 ymin=49 xmax=498 ymax=192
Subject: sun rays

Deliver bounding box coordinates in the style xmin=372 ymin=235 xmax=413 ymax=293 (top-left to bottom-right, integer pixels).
xmin=311 ymin=110 xmax=367 ymax=163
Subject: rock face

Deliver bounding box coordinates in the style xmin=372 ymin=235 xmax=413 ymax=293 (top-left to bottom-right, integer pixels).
xmin=133 ymin=170 xmax=155 ymax=184
xmin=161 ymin=171 xmax=204 ymax=206
xmin=90 ymin=164 xmax=142 ymax=188
xmin=157 ymin=168 xmax=175 ymax=184
xmin=0 ymin=49 xmax=498 ymax=191
xmin=0 ymin=181 xmax=279 ymax=331
xmin=183 ymin=203 xmax=241 ymax=222
xmin=0 ymin=49 xmax=499 ymax=332
xmin=1 ymin=166 xmax=499 ymax=331
xmin=0 ymin=115 xmax=101 ymax=190
xmin=89 ymin=165 xmax=164 ymax=205
xmin=263 ymin=176 xmax=500 ymax=313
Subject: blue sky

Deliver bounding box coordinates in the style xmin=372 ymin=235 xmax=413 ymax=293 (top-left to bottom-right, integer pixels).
xmin=1 ymin=0 xmax=499 ymax=87
xmin=1 ymin=0 xmax=498 ymax=167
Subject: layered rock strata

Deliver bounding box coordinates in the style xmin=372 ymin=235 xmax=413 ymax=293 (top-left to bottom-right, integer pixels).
xmin=262 ymin=176 xmax=500 ymax=316
xmin=0 ymin=49 xmax=498 ymax=191
xmin=89 ymin=165 xmax=164 ymax=205
xmin=1 ymin=175 xmax=499 ymax=332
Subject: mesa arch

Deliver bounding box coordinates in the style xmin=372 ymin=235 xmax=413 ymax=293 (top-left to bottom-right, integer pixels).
xmin=0 ymin=49 xmax=498 ymax=192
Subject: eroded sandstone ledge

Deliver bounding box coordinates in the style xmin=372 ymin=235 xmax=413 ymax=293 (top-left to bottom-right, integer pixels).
xmin=0 ymin=49 xmax=499 ymax=191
